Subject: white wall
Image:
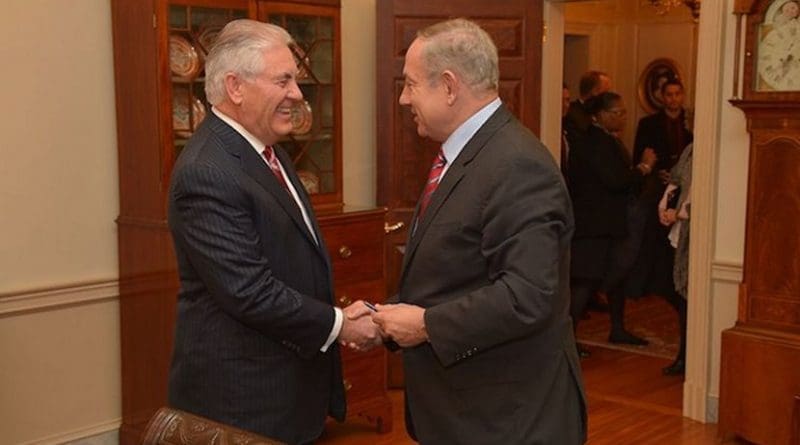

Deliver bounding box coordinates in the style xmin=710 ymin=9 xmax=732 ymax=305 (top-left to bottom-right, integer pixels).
xmin=0 ymin=1 xmax=119 ymax=291
xmin=341 ymin=0 xmax=377 ymax=207
xmin=0 ymin=1 xmax=122 ymax=443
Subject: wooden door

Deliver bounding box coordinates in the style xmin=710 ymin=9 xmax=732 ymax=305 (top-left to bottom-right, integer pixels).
xmin=376 ymin=0 xmax=543 ymax=387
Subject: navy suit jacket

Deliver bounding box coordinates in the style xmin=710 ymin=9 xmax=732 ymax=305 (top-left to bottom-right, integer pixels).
xmin=167 ymin=111 xmax=345 ymax=444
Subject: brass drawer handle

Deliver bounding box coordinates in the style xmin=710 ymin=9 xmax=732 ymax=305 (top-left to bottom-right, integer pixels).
xmin=338 ymin=245 xmax=352 ymax=259
xmin=384 ymin=221 xmax=405 ymax=233
xmin=338 ymin=295 xmax=352 ymax=306
xmin=344 ymin=378 xmax=353 ymax=391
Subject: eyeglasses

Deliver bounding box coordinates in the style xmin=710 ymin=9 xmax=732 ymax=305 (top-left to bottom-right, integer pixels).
xmin=607 ymin=108 xmax=627 ymax=116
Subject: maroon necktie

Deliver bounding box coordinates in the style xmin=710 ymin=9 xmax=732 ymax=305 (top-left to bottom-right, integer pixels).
xmin=263 ymin=146 xmax=289 ymax=190
xmin=417 ymin=148 xmax=447 ymax=219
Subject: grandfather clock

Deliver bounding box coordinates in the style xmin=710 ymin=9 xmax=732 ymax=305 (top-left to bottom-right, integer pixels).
xmin=719 ymin=1 xmax=800 ymax=444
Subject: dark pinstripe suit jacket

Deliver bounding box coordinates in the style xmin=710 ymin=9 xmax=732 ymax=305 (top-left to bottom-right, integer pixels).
xmin=167 ymin=111 xmax=345 ymax=445
xmin=398 ymin=105 xmax=587 ymax=444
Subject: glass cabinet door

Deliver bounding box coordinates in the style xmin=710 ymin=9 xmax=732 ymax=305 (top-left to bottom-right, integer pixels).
xmin=260 ymin=2 xmax=342 ymax=209
xmin=167 ymin=4 xmax=248 ymax=158
xmin=163 ymin=1 xmax=342 ymax=210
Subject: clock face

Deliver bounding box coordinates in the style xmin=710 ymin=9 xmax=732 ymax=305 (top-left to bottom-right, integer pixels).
xmin=757 ymin=20 xmax=800 ymax=91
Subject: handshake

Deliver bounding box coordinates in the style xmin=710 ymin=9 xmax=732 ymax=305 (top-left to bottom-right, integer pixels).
xmin=337 ymin=300 xmax=429 ymax=352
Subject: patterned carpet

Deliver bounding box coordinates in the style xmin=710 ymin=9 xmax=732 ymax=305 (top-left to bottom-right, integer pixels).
xmin=576 ymin=294 xmax=680 ymax=359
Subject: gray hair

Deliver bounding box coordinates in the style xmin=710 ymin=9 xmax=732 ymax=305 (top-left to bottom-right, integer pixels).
xmin=416 ymin=18 xmax=499 ymax=93
xmin=204 ymin=19 xmax=294 ymax=105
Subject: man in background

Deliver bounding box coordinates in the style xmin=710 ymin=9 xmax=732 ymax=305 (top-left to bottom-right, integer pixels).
xmin=166 ymin=19 xmax=378 ymax=444
xmin=634 ymin=78 xmax=692 ymax=182
xmin=564 ymin=70 xmax=612 ymax=133
xmin=372 ymin=18 xmax=586 ymax=444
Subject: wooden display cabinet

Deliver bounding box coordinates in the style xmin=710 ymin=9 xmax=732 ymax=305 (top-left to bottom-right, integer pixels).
xmin=110 ymin=1 xmax=389 ymax=443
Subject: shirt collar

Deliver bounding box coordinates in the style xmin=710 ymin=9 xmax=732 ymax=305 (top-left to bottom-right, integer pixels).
xmin=211 ymin=106 xmax=267 ymax=155
xmin=441 ymin=97 xmax=502 ymax=165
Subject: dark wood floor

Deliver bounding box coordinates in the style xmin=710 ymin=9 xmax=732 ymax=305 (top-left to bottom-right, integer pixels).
xmin=318 ymin=347 xmax=742 ymax=444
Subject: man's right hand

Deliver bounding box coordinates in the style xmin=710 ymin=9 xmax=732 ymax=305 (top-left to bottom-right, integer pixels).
xmin=641 ymin=147 xmax=657 ymax=168
xmin=338 ymin=300 xmax=382 ymax=352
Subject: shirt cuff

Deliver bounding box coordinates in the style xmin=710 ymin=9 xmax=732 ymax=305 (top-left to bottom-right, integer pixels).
xmin=321 ymin=307 xmax=343 ymax=352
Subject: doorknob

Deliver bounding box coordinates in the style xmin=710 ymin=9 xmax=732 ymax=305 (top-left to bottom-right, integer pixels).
xmin=384 ymin=221 xmax=405 ymax=234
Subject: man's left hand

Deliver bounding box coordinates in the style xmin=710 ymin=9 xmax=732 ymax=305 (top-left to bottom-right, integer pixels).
xmin=371 ymin=303 xmax=428 ymax=348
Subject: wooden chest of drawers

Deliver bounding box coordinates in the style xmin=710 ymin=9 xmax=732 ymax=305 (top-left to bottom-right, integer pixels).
xmin=318 ymin=208 xmax=392 ymax=433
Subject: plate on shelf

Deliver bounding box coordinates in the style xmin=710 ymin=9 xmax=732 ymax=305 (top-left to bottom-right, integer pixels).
xmin=292 ymin=45 xmax=312 ymax=80
xmin=297 ymin=170 xmax=320 ymax=194
xmin=290 ymin=100 xmax=313 ymax=135
xmin=197 ymin=26 xmax=223 ymax=54
xmin=169 ymin=34 xmax=202 ymax=79
xmin=192 ymin=98 xmax=207 ymax=130
xmin=173 ymin=96 xmax=206 ymax=138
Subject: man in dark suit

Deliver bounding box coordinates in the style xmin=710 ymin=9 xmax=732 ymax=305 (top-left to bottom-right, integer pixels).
xmin=564 ymin=70 xmax=612 ymax=134
xmin=628 ymin=78 xmax=692 ymax=299
xmin=371 ymin=19 xmax=587 ymax=445
xmin=633 ymin=78 xmax=693 ymax=187
xmin=166 ymin=19 xmax=379 ymax=445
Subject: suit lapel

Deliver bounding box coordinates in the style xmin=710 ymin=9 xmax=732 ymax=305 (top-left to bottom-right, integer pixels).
xmin=400 ymin=105 xmax=514 ymax=280
xmin=274 ymin=146 xmax=332 ymax=270
xmin=208 ymin=113 xmax=323 ymax=254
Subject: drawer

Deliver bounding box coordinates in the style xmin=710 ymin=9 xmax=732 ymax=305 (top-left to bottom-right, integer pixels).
xmin=341 ymin=346 xmax=387 ymax=403
xmin=333 ymin=280 xmax=386 ymax=308
xmin=320 ymin=216 xmax=384 ymax=285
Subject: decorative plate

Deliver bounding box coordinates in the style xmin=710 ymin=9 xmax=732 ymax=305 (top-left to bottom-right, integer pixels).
xmin=297 ymin=170 xmax=320 ymax=194
xmin=290 ymin=100 xmax=313 ymax=135
xmin=169 ymin=35 xmax=201 ymax=79
xmin=173 ymin=93 xmax=191 ymax=137
xmin=197 ymin=26 xmax=223 ymax=54
xmin=192 ymin=98 xmax=206 ymax=131
xmin=173 ymin=96 xmax=206 ymax=138
xmin=292 ymin=45 xmax=311 ymax=80
xmin=636 ymin=58 xmax=684 ymax=114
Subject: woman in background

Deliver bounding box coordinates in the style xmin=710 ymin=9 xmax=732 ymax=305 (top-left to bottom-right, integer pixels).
xmin=657 ymin=143 xmax=693 ymax=375
xmin=568 ymin=92 xmax=657 ymax=354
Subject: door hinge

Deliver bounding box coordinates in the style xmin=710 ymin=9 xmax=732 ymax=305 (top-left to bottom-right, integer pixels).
xmin=543 ymin=21 xmax=548 ymax=44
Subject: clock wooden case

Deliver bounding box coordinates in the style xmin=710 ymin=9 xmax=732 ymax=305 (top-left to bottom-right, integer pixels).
xmin=110 ymin=1 xmax=390 ymax=443
xmin=720 ymin=1 xmax=800 ymax=444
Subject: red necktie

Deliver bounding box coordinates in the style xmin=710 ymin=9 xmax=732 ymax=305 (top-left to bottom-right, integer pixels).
xmin=263 ymin=146 xmax=289 ymax=190
xmin=417 ymin=148 xmax=447 ymax=219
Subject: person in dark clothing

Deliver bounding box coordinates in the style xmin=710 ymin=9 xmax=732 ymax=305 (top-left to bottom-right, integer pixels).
xmin=657 ymin=144 xmax=693 ymax=376
xmin=627 ymin=79 xmax=693 ymax=372
xmin=565 ymin=70 xmax=612 ymax=135
xmin=568 ymin=92 xmax=657 ymax=350
xmin=561 ymin=83 xmax=572 ymax=183
xmin=633 ymin=78 xmax=693 ymax=196
xmin=564 ymin=71 xmax=614 ymax=316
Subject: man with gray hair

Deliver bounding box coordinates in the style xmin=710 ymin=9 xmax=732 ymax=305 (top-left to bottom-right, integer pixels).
xmin=371 ymin=18 xmax=587 ymax=444
xmin=166 ymin=19 xmax=379 ymax=444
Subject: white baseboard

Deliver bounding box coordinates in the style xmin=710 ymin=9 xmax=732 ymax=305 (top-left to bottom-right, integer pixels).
xmin=683 ymin=379 xmax=707 ymax=423
xmin=706 ymin=394 xmax=719 ymax=423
